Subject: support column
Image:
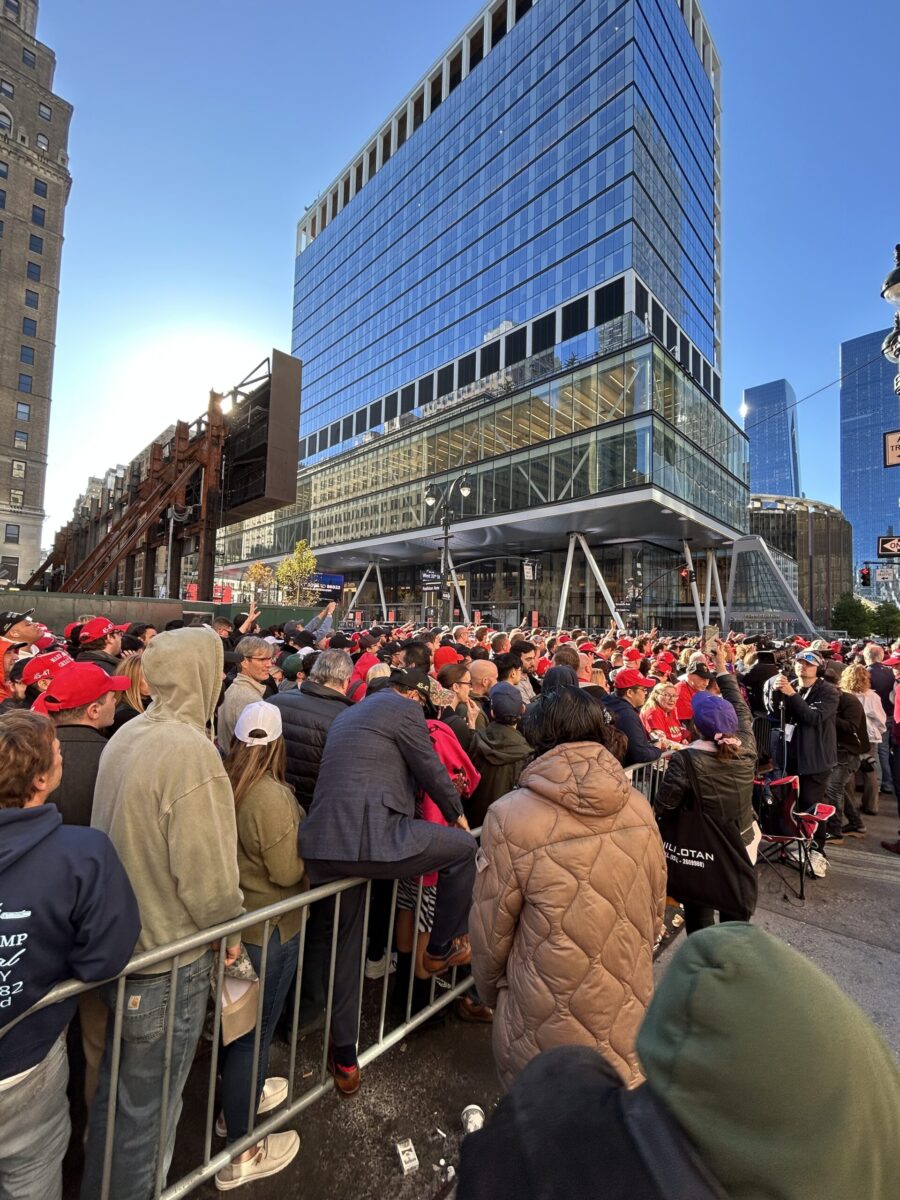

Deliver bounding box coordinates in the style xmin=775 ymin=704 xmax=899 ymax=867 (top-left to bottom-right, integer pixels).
xmin=446 ymin=548 xmax=470 ymax=624
xmin=576 ymin=534 xmax=626 ymax=630
xmin=374 ymin=562 xmax=388 ymax=622
xmin=710 ymin=552 xmax=727 ymax=628
xmin=140 ymin=541 xmax=155 ymax=598
xmin=556 ymin=534 xmax=577 ymax=629
xmin=683 ymin=541 xmax=705 ymax=633
xmin=703 ymin=548 xmax=714 ymax=626
xmin=354 ymin=562 xmax=374 ymax=611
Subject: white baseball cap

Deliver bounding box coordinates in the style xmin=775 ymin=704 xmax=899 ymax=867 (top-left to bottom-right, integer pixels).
xmin=233 ymin=700 xmax=282 ymax=746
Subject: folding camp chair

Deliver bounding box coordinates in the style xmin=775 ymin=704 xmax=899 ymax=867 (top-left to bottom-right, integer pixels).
xmin=753 ymin=775 xmax=835 ymax=901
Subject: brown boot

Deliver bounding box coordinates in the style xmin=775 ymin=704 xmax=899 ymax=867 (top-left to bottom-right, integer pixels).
xmin=880 ymin=840 xmax=900 ymax=856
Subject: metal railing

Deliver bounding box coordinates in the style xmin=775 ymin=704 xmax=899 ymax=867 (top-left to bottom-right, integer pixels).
xmin=2 ymin=755 xmax=671 ymax=1199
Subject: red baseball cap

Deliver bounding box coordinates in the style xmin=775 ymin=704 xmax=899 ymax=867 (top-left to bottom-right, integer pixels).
xmin=616 ymin=637 xmax=632 ymax=649
xmin=623 ymin=646 xmax=643 ymax=662
xmin=22 ymin=649 xmax=73 ymax=687
xmin=63 ymin=622 xmax=81 ymax=640
xmin=32 ymin=662 xmax=129 ymax=714
xmin=433 ymin=645 xmax=463 ymax=671
xmin=614 ymin=668 xmax=656 ymax=690
xmin=656 ymin=650 xmax=677 ymax=664
xmin=884 ymin=654 xmax=900 ymax=667
xmin=78 ymin=617 xmax=128 ymax=643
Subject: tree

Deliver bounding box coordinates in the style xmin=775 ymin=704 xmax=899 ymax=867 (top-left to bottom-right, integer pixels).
xmin=831 ymin=592 xmax=871 ymax=638
xmin=244 ymin=560 xmax=274 ymax=602
xmin=872 ymin=601 xmax=900 ymax=640
xmin=275 ymin=540 xmax=320 ymax=606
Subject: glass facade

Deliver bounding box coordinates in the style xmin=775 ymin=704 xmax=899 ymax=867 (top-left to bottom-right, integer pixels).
xmin=218 ymin=340 xmax=747 ymax=565
xmin=742 ymin=378 xmax=801 ymax=496
xmin=840 ymin=329 xmax=900 ymax=578
xmin=292 ymin=0 xmax=720 ymax=464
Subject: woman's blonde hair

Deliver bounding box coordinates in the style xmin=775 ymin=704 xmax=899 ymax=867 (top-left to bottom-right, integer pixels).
xmin=224 ymin=738 xmax=287 ymax=808
xmin=114 ymin=654 xmax=146 ymax=713
xmin=642 ymin=682 xmax=676 ymax=715
xmin=366 ymin=662 xmax=391 ymax=684
xmin=840 ymin=664 xmax=870 ymax=695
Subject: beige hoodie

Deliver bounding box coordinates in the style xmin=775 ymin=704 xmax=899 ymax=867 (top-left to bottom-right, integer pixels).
xmin=92 ymin=626 xmax=243 ymax=969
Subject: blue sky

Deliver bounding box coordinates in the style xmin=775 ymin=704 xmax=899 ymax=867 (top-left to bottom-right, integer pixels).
xmin=39 ymin=0 xmax=898 ymax=533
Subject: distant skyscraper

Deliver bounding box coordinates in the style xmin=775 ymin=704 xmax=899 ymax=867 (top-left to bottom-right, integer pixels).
xmin=742 ymin=378 xmax=801 ymax=496
xmin=840 ymin=329 xmax=900 ymax=576
xmin=0 ymin=0 xmax=72 ymax=583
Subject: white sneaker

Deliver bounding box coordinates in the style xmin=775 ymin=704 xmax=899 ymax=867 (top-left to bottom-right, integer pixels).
xmin=215 ymin=1076 xmax=289 ymax=1139
xmin=808 ymin=850 xmax=828 ymax=878
xmin=364 ymin=952 xmax=397 ymax=980
xmin=215 ymin=1131 xmax=300 ymax=1190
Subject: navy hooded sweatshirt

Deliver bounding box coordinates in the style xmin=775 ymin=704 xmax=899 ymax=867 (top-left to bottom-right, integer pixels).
xmin=0 ymin=802 xmax=140 ymax=1079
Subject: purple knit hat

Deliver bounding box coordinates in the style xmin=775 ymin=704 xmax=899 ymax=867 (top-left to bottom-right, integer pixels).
xmin=691 ymin=692 xmax=738 ymax=741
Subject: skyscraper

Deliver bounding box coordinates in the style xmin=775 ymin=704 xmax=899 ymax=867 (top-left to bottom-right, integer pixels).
xmin=0 ymin=0 xmax=71 ymax=585
xmin=219 ymin=0 xmax=758 ymax=630
xmin=840 ymin=329 xmax=900 ymax=580
xmin=742 ymin=378 xmax=801 ymax=496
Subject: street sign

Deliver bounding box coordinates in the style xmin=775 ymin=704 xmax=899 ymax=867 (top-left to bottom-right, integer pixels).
xmin=877 ymin=536 xmax=900 ymax=557
xmin=876 ymin=567 xmax=894 ymax=582
xmin=884 ymin=430 xmax=900 ymax=467
xmin=421 ymin=568 xmax=442 ymax=593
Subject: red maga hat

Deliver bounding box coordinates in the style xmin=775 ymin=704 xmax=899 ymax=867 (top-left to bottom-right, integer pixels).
xmin=78 ymin=617 xmax=128 ymax=643
xmin=22 ymin=649 xmax=73 ymax=687
xmin=32 ymin=662 xmax=129 ymax=714
xmin=614 ymin=668 xmax=656 ymax=690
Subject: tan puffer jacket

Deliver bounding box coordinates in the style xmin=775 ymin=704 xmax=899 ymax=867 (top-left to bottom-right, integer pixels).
xmin=470 ymin=741 xmax=666 ymax=1089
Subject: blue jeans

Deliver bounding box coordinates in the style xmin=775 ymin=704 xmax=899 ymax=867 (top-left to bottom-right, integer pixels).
xmin=220 ymin=928 xmax=299 ymax=1142
xmin=81 ymin=950 xmax=213 ymax=1200
xmin=0 ymin=1034 xmax=69 ymax=1200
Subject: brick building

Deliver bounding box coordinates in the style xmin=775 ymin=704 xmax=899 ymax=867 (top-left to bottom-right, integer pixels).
xmin=0 ymin=0 xmax=71 ymax=584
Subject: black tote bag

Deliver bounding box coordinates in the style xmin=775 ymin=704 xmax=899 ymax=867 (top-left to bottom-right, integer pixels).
xmin=657 ymin=750 xmax=758 ymax=915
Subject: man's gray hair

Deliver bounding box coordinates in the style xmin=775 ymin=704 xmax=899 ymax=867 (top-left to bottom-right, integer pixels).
xmin=864 ymin=643 xmax=884 ymax=664
xmin=310 ymin=648 xmax=353 ymax=686
xmin=237 ymin=636 xmax=272 ymax=659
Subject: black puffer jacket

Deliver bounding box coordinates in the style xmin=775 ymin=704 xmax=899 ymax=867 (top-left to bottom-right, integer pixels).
xmin=834 ymin=690 xmax=869 ymax=760
xmin=76 ymin=648 xmax=121 ymax=676
xmin=655 ymin=672 xmax=757 ymax=845
xmin=267 ymin=680 xmax=353 ymax=804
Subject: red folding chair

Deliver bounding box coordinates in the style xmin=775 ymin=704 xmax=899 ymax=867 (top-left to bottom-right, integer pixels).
xmin=754 ymin=775 xmax=835 ymax=900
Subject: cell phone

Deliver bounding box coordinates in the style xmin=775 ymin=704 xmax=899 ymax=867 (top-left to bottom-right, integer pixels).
xmin=702 ymin=624 xmax=719 ymax=654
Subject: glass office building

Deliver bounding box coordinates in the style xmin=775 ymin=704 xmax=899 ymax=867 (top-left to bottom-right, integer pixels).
xmin=840 ymin=329 xmax=900 ymax=592
xmin=219 ymin=0 xmax=753 ymax=627
xmin=742 ymin=379 xmax=801 ymax=496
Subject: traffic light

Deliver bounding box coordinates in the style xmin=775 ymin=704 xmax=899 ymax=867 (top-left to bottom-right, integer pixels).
xmin=680 ymin=567 xmax=696 ymax=584
xmin=859 ymin=565 xmax=872 ymax=588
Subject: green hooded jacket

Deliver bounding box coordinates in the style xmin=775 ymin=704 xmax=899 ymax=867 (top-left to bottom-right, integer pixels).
xmin=638 ymin=923 xmax=900 ymax=1200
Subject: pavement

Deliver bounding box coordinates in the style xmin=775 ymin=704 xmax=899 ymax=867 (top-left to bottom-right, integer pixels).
xmin=65 ymin=804 xmax=900 ymax=1200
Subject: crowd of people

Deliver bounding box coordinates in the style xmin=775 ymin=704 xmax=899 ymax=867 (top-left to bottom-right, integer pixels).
xmin=1 ymin=600 xmax=899 ymax=1197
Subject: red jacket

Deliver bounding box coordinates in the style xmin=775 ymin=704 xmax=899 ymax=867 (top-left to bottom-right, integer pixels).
xmin=415 ymin=720 xmax=480 ymax=885
xmin=641 ymin=705 xmax=687 ymax=744
xmin=674 ymin=679 xmax=703 ymax=723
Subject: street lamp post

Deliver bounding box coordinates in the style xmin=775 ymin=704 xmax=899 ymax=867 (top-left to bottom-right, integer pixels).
xmin=424 ymin=473 xmax=472 ymax=626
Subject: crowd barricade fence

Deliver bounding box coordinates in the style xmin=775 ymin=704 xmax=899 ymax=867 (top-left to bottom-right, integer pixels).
xmin=3 ymin=757 xmax=668 ymax=1199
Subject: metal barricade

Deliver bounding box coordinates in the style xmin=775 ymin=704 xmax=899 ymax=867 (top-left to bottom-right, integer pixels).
xmin=0 ymin=861 xmax=478 ymax=1200
xmin=624 ymin=750 xmax=673 ymax=807
xmin=3 ymin=750 xmax=674 ymax=1199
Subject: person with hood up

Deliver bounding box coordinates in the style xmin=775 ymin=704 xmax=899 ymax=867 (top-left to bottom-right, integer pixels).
xmin=470 ymin=687 xmax=666 ymax=1090
xmin=457 ymin=923 xmax=900 ymax=1200
xmin=465 ymin=682 xmax=531 ymax=827
xmin=83 ymin=626 xmax=245 ymax=1200
xmin=0 ymin=710 xmax=139 ymax=1200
